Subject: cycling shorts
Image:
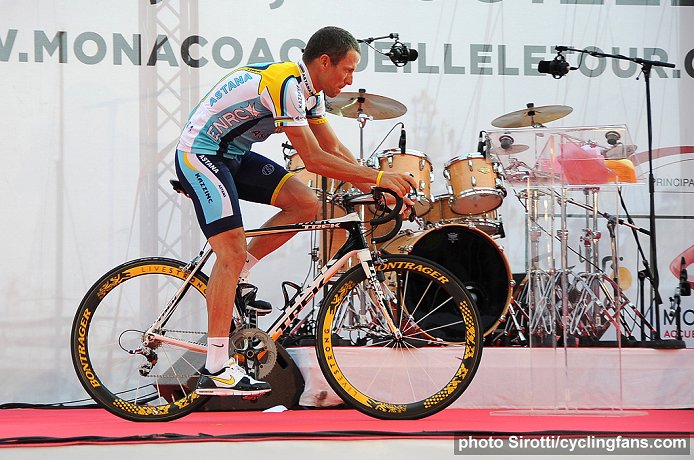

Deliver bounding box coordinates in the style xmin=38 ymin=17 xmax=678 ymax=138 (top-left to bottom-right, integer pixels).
xmin=175 ymin=150 xmax=293 ymax=238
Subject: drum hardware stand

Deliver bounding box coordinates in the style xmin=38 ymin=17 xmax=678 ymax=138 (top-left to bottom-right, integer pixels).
xmin=668 ymin=257 xmax=690 ymax=343
xmin=485 ymin=299 xmax=529 ymax=347
xmin=554 ymin=46 xmax=677 ymax=347
xmin=523 ymin=184 xmax=659 ymax=346
xmin=562 ymin=193 xmax=659 ymax=345
xmin=614 ymin=188 xmax=684 ymax=348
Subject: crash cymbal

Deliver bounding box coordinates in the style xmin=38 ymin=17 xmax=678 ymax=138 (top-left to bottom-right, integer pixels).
xmin=491 ymin=103 xmax=573 ymax=128
xmin=491 ymin=144 xmax=529 ymax=155
xmin=326 ymin=91 xmax=407 ymax=120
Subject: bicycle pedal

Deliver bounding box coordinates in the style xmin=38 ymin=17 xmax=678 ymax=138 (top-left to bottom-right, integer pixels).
xmin=246 ymin=300 xmax=272 ymax=316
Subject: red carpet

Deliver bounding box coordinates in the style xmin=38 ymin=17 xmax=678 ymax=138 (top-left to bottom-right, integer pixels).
xmin=1 ymin=407 xmax=692 ymax=447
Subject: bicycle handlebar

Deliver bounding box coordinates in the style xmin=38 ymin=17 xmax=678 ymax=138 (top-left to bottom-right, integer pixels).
xmin=341 ymin=187 xmax=408 ymax=245
xmin=369 ymin=187 xmax=403 ymax=225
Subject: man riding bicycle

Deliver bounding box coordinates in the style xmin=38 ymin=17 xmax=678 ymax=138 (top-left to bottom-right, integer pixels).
xmin=174 ymin=26 xmax=417 ymax=396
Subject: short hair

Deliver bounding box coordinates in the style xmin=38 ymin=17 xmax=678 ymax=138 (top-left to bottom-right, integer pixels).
xmin=302 ymin=26 xmax=360 ymax=64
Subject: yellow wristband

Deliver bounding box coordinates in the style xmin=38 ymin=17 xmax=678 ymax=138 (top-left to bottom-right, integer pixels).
xmin=376 ymin=171 xmax=384 ymax=187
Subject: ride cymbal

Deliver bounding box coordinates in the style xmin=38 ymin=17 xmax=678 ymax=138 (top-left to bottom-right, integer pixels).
xmin=491 ymin=144 xmax=529 ymax=155
xmin=326 ymin=91 xmax=407 ymax=120
xmin=491 ymin=103 xmax=573 ymax=128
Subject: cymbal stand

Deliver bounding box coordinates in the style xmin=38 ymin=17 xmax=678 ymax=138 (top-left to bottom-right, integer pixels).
xmin=580 ymin=188 xmax=601 ymax=275
xmin=354 ymin=88 xmax=373 ymax=164
xmin=526 ymin=186 xmax=561 ymax=346
xmin=558 ymin=187 xmax=572 ymax=347
xmin=562 ymin=193 xmax=659 ymax=343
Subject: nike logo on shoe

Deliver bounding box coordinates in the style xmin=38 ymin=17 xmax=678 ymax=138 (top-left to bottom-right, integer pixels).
xmin=209 ymin=375 xmax=236 ymax=386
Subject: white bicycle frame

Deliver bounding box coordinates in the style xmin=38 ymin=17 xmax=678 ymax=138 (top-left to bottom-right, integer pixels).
xmin=141 ymin=210 xmax=399 ymax=354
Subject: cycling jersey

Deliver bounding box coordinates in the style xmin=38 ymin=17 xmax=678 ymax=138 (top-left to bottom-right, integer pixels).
xmin=177 ymin=60 xmax=327 ymax=158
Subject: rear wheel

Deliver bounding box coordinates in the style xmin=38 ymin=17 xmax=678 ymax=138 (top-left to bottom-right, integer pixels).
xmin=70 ymin=257 xmax=211 ymax=422
xmin=315 ymin=254 xmax=483 ymax=419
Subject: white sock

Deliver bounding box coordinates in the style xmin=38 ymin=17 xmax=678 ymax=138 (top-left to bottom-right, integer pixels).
xmin=205 ymin=336 xmax=229 ymax=373
xmin=239 ymin=252 xmax=259 ymax=282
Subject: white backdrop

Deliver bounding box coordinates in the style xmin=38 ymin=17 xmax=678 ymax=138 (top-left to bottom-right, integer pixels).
xmin=1 ymin=0 xmax=693 ymax=404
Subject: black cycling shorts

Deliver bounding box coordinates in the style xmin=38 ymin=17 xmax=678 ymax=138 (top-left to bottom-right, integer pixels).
xmin=175 ymin=150 xmax=293 ymax=238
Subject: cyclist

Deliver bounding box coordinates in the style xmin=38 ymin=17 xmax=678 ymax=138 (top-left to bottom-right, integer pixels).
xmin=174 ymin=26 xmax=417 ymax=396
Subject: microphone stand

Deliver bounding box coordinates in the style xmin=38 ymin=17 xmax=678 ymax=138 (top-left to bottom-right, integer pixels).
xmin=556 ymin=46 xmax=679 ymax=348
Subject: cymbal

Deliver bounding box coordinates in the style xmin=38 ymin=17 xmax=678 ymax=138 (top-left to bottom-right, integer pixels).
xmin=491 ymin=104 xmax=573 ymax=128
xmin=491 ymin=144 xmax=529 ymax=155
xmin=326 ymin=91 xmax=407 ymax=120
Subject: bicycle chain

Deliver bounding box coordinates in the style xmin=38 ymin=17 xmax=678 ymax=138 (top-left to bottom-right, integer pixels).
xmin=141 ymin=328 xmax=278 ymax=380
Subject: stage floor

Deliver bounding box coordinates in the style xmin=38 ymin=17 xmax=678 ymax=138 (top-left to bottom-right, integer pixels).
xmin=1 ymin=407 xmax=692 ymax=459
xmin=1 ymin=407 xmax=692 ymax=444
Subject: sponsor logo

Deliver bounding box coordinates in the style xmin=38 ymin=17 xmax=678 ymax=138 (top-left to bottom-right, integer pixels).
xmin=374 ymin=261 xmax=450 ymax=284
xmin=261 ymin=164 xmax=275 ymax=175
xmin=76 ymin=308 xmax=101 ymax=388
xmin=198 ymin=155 xmax=220 ymax=174
xmin=209 ymin=72 xmax=252 ymax=106
xmin=194 ymin=172 xmax=214 ymax=204
xmin=210 ymin=375 xmax=236 ymax=386
xmin=206 ymin=102 xmax=262 ymax=142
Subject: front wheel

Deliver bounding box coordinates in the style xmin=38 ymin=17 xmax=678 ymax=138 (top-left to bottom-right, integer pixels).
xmin=315 ymin=254 xmax=483 ymax=419
xmin=70 ymin=257 xmax=211 ymax=422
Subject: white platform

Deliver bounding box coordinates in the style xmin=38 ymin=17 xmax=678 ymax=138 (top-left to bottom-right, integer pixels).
xmin=287 ymin=347 xmax=694 ymax=410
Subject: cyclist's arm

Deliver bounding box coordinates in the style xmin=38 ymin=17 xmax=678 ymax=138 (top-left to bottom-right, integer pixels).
xmin=283 ymin=125 xmax=415 ymax=197
xmin=308 ymin=121 xmax=371 ymax=192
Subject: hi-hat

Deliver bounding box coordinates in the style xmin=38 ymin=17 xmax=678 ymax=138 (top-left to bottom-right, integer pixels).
xmin=326 ymin=91 xmax=407 ymax=120
xmin=491 ymin=103 xmax=573 ymax=128
xmin=491 ymin=144 xmax=529 ymax=155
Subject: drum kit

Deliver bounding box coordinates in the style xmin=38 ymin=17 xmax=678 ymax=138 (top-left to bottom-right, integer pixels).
xmin=286 ymin=92 xmax=643 ymax=346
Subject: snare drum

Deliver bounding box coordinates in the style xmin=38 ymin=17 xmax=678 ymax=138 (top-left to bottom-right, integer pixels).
xmin=425 ymin=194 xmax=501 ymax=236
xmin=444 ymin=153 xmax=505 ymax=215
xmin=286 ymin=152 xmax=350 ymax=197
xmin=376 ymin=148 xmax=433 ymax=217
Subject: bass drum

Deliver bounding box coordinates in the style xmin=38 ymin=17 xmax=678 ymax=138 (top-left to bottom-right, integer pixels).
xmin=381 ymin=225 xmax=512 ymax=336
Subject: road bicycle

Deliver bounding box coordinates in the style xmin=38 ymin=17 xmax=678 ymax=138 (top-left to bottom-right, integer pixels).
xmin=71 ymin=185 xmax=483 ymax=422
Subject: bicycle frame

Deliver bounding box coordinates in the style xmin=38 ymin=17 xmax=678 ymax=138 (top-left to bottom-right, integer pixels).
xmin=142 ymin=209 xmax=398 ymax=354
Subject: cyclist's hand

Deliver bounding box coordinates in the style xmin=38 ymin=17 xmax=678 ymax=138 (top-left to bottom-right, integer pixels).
xmin=401 ymin=195 xmax=415 ymax=220
xmin=378 ymin=171 xmax=418 ymax=198
xmin=379 ymin=192 xmax=414 ymax=219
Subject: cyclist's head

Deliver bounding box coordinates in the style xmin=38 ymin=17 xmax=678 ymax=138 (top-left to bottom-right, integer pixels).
xmin=302 ymin=26 xmax=360 ymax=65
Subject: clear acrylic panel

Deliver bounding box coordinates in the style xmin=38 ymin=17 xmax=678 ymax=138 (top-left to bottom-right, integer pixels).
xmin=487 ymin=126 xmax=643 ymax=413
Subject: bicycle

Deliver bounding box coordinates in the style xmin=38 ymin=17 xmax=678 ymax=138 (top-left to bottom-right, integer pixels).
xmin=71 ymin=185 xmax=483 ymax=422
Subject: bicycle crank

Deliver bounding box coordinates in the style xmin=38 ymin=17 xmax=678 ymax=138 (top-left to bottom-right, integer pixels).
xmin=230 ymin=328 xmax=277 ymax=379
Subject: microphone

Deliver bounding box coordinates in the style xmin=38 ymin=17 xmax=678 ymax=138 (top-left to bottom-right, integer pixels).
xmin=605 ymin=131 xmax=621 ymax=146
xmin=388 ymin=41 xmax=418 ymax=67
xmin=477 ymin=131 xmax=486 ymax=155
xmin=399 ymin=126 xmax=407 ymax=154
xmin=499 ymin=135 xmax=514 ymax=150
xmin=538 ymin=51 xmax=577 ymax=79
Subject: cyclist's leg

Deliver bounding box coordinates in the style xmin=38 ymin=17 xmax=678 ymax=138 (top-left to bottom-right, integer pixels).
xmin=207 ymin=228 xmax=246 ymax=339
xmin=235 ymin=151 xmax=320 ymax=261
xmin=175 ymin=151 xmax=270 ymax=395
xmin=175 ymin=150 xmax=244 ymax=368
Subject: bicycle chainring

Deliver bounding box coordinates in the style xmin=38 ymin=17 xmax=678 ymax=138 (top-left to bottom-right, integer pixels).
xmin=229 ymin=327 xmax=277 ymax=379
